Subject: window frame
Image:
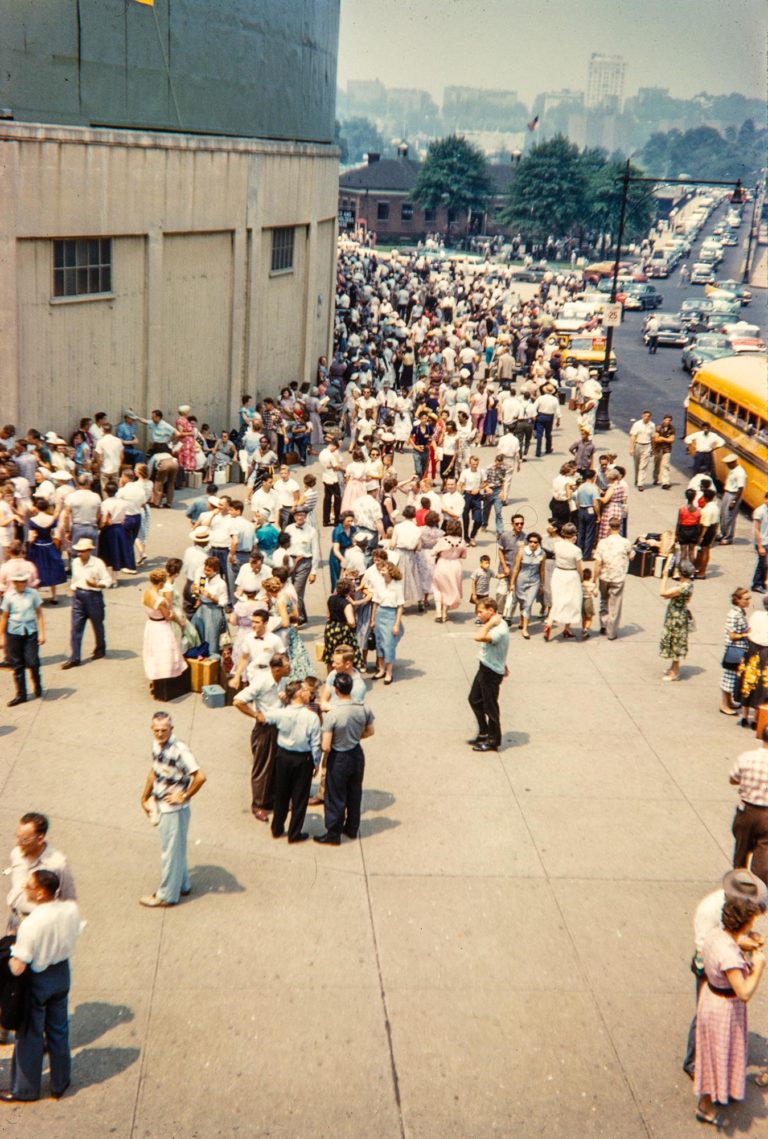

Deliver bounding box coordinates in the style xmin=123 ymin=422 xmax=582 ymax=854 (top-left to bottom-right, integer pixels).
xmin=376 ymin=201 xmax=390 ymax=223
xmin=400 ymin=202 xmax=414 ymax=223
xmin=52 ymin=237 xmax=113 ymax=302
xmin=270 ymin=227 xmax=295 ymax=275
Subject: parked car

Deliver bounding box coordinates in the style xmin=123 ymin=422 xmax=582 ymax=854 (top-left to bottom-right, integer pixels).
xmin=708 ymin=279 xmax=752 ymax=305
xmin=681 ymin=333 xmax=731 ymax=372
xmin=690 ymin=262 xmax=715 ymax=284
xmin=721 ymin=230 xmax=738 ymax=246
xmin=622 ymin=283 xmax=663 ymax=311
xmin=645 ymin=313 xmax=689 ymax=348
xmin=728 ymin=337 xmax=767 ymax=355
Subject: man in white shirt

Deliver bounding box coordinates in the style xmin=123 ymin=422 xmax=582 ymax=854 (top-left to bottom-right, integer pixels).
xmin=234 ymin=651 xmax=290 ymax=821
xmin=94 ymin=423 xmax=124 ymax=494
xmin=283 ymin=506 xmax=319 ymax=624
xmin=234 ymin=549 xmax=267 ymax=598
xmin=440 ymin=478 xmax=464 ymax=528
xmin=629 ymin=410 xmax=656 ymax=491
xmin=752 ymin=491 xmax=768 ymax=593
xmin=352 ymin=487 xmax=385 ymax=547
xmin=318 ymin=440 xmax=344 ymax=527
xmin=593 ymin=518 xmax=633 ymax=640
xmin=500 ymin=390 xmax=523 ymax=432
xmin=62 ymin=474 xmax=101 ymax=547
xmin=459 ymin=456 xmax=484 ymax=544
xmin=718 ymin=454 xmax=747 ymax=544
xmin=4 ymin=869 xmax=81 ymax=1101
xmin=533 ymin=389 xmax=559 ymax=457
xmin=275 ymin=466 xmax=301 ymax=529
xmin=5 ymin=812 xmax=76 ymax=936
xmin=250 ymin=473 xmax=278 ymax=526
xmin=684 ymin=426 xmax=725 ymax=476
xmin=61 ymin=538 xmax=112 ymax=668
xmin=207 ymin=497 xmax=234 ymax=581
xmin=231 ymin=611 xmax=285 ymax=688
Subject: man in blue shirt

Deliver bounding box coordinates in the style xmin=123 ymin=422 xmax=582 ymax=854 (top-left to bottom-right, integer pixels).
xmin=132 ymin=409 xmax=177 ymax=457
xmin=0 ymin=571 xmax=45 ymax=706
xmin=467 ymin=599 xmax=509 ymax=753
xmin=115 ymin=413 xmax=144 ymax=468
xmin=258 ymin=681 xmax=321 ymax=844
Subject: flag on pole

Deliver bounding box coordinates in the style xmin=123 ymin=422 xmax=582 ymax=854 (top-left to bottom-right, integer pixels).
xmin=527 ymin=115 xmax=540 ymax=132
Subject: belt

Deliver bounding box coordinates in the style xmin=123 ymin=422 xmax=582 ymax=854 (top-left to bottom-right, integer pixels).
xmin=707 ymin=982 xmax=738 ymax=998
xmin=149 ymin=617 xmax=165 ymax=622
xmin=743 ymin=801 xmax=768 ymax=810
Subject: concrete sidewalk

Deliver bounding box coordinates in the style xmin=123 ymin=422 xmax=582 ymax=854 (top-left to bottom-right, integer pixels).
xmin=0 ymin=409 xmax=765 ymax=1139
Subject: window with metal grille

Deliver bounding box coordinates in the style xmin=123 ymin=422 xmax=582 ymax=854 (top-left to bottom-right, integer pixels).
xmin=376 ymin=201 xmax=390 ymax=222
xmin=53 ymin=238 xmax=112 ymax=298
xmin=401 ymin=203 xmax=414 ymax=222
xmin=270 ymin=227 xmax=295 ymax=273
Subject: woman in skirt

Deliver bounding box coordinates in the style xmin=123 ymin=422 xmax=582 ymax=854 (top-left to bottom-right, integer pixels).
xmin=25 ymin=499 xmax=66 ymax=604
xmin=191 ymin=555 xmax=228 ymax=654
xmin=322 ymin=578 xmax=362 ymax=670
xmin=720 ymin=587 xmax=750 ymax=715
xmin=373 ymin=560 xmax=404 ymax=685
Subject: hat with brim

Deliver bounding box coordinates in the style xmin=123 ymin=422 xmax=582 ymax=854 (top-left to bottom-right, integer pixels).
xmin=190 ymin=528 xmax=210 ymax=543
xmin=293 ymin=507 xmax=308 ymax=516
xmin=34 ymin=481 xmax=55 ymax=499
xmin=723 ymin=454 xmax=738 ymax=464
xmin=44 ymin=431 xmax=58 ymax=442
xmin=72 ymin=538 xmax=95 ymax=552
xmin=10 ymin=570 xmax=31 ymax=582
xmin=207 ymin=496 xmax=220 ymax=506
xmin=722 ymin=868 xmax=768 ymax=908
xmin=52 ymin=470 xmax=73 ymax=481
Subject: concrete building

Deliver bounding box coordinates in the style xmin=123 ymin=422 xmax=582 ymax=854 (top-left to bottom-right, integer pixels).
xmin=585 ymin=53 xmax=627 ymax=112
xmin=0 ymin=0 xmax=340 ymax=438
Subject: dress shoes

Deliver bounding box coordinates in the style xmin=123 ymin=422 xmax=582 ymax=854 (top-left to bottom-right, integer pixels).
xmin=467 ymin=735 xmax=488 ymax=746
xmin=313 ymin=833 xmax=341 ymax=846
xmin=139 ymin=895 xmax=174 ymax=908
xmin=7 ymin=695 xmax=26 ymax=707
xmin=472 ymin=741 xmax=499 ymax=753
xmin=92 ymin=650 xmax=106 ymax=660
xmin=0 ymin=1091 xmax=32 ymax=1103
xmin=51 ymin=1081 xmax=71 ymax=1100
xmin=342 ymin=828 xmax=358 ymax=839
xmin=287 ymin=833 xmax=309 ymax=844
xmin=60 ymin=660 xmax=80 ymax=670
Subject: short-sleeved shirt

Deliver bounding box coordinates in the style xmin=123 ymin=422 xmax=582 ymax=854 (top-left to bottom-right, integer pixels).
xmin=1 ymin=587 xmax=42 ymax=634
xmin=479 ymin=620 xmax=509 ymax=675
xmin=753 ymin=503 xmax=768 ymax=546
xmin=11 ymin=900 xmax=81 ymax=973
xmin=498 ymin=529 xmax=526 ymax=574
xmin=702 ymin=926 xmax=749 ymax=989
xmin=323 ymin=701 xmax=374 ymax=751
xmin=730 ymin=747 xmax=768 ymax=807
xmin=325 ymin=669 xmax=367 ymax=704
xmin=151 ymin=735 xmax=200 ymax=813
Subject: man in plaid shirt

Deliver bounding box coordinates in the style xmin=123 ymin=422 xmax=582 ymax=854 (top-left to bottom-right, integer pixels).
xmin=730 ymin=725 xmax=768 ymax=887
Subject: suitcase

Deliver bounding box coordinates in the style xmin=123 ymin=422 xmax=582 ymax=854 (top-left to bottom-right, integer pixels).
xmin=189 ymin=657 xmax=220 ymax=693
xmin=628 ymin=548 xmax=654 ymax=577
xmin=186 ymin=471 xmax=203 ymax=489
xmin=756 ymin=703 xmax=768 ymax=741
xmin=152 ymin=670 xmax=192 ymax=702
xmin=202 ymin=684 xmax=226 ymax=708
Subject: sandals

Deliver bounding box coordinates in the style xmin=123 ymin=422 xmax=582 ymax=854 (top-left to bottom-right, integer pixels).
xmin=719 ymin=708 xmax=739 ymax=716
xmin=754 ymin=1070 xmax=768 ymax=1087
xmin=521 ymin=631 xmax=530 ymax=640
xmin=695 ymin=1110 xmax=724 ymax=1128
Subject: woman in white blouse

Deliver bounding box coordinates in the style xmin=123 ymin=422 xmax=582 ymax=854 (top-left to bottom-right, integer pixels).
xmin=372 ymin=558 xmax=405 ymax=685
xmin=544 ymin=522 xmax=583 ymax=641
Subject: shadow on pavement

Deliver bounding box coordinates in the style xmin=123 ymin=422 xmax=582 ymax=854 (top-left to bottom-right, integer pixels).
xmin=362 ymin=789 xmax=395 ymax=813
xmin=188 ymin=864 xmax=245 ymax=895
xmin=0 ymin=725 xmax=17 ymax=737
xmin=70 ymin=1001 xmax=135 ymax=1049
xmin=70 ymin=1045 xmax=140 ymax=1092
xmin=502 ymin=731 xmax=531 ymax=749
xmin=38 ymin=688 xmax=76 ymax=701
xmin=359 ymin=816 xmax=399 ymax=838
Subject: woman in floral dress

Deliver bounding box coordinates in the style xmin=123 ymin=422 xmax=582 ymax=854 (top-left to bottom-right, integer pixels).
xmin=658 ymin=564 xmax=695 ymax=681
xmin=175 ymin=405 xmax=197 ymax=474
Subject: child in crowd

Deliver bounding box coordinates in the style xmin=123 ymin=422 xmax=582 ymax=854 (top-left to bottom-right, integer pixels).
xmin=470 ymin=555 xmax=493 ymax=624
xmin=581 ymin=567 xmax=597 ymax=639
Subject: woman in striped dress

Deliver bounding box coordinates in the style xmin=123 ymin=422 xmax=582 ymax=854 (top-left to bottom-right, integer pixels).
xmin=720 ymin=588 xmax=750 ymax=715
xmin=694 ymin=896 xmax=766 ymax=1128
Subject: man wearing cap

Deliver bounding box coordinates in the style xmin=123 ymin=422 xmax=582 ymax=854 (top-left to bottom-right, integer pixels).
xmin=718 ymin=454 xmax=747 ymax=545
xmin=0 ymin=570 xmax=45 ymax=705
xmin=180 ymin=527 xmax=211 ymax=617
xmin=682 ymin=867 xmax=767 ymax=1079
xmin=730 ymin=724 xmax=768 ymax=888
xmin=60 ymin=473 xmax=99 ymax=548
xmin=115 ymin=413 xmax=143 ymax=469
xmin=284 ymin=507 xmax=320 ymax=625
xmin=61 ymin=539 xmax=112 ymax=669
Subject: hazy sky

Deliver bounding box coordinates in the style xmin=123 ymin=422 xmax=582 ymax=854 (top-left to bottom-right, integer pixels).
xmin=338 ymin=0 xmax=766 ymax=104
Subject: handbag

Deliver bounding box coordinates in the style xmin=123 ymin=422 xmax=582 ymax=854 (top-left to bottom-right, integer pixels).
xmin=722 ymin=642 xmax=747 ymax=669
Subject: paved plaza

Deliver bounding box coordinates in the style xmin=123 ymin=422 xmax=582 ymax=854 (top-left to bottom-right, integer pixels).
xmin=1 ymin=410 xmax=766 ymax=1138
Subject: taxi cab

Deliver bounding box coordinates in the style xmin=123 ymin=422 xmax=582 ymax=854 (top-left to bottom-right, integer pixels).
xmin=558 ymin=329 xmax=617 ymax=376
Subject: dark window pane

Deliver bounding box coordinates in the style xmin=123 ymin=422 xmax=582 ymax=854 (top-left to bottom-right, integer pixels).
xmin=89 ymin=239 xmax=100 ymax=263
xmin=53 ymin=241 xmax=64 ymax=269
xmin=100 ymin=265 xmax=111 ymax=293
xmin=89 ymin=267 xmax=100 ymax=292
xmin=64 ymin=243 xmax=76 ymax=268
xmin=101 ymin=238 xmax=111 ymax=264
xmin=53 ymin=268 xmax=64 ymax=296
xmin=64 ymin=268 xmax=76 ymax=295
xmin=76 ymin=267 xmax=89 ymax=293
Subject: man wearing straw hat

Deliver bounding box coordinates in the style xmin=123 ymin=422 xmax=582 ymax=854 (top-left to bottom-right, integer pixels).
xmin=60 ymin=539 xmax=112 ymax=670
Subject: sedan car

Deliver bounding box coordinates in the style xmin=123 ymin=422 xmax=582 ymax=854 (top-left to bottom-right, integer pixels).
xmin=681 ymin=334 xmax=731 ymax=372
xmin=709 ymin=279 xmax=752 ymax=305
xmin=721 ymin=230 xmax=739 ymax=246
xmin=622 ymin=284 xmax=664 ymax=311
xmin=651 ymin=315 xmax=690 ymax=348
xmin=688 ymin=347 xmax=735 ymax=375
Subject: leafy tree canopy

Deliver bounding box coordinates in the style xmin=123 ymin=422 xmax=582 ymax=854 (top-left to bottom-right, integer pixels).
xmin=412 ymin=134 xmax=494 ymax=218
xmin=500 ymin=135 xmax=588 ymax=238
xmin=338 ymin=117 xmax=385 ymax=166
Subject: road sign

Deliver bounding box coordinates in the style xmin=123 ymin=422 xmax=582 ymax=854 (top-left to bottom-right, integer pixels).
xmin=603 ymin=304 xmax=622 ymax=328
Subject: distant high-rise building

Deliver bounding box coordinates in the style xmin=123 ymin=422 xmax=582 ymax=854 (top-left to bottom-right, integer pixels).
xmin=586 ymin=53 xmax=627 ymax=111
xmin=443 ymin=87 xmax=523 ymax=131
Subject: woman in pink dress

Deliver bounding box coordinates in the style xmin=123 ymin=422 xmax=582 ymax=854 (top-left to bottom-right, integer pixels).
xmin=142 ymin=569 xmax=188 ymax=699
xmin=340 ymin=448 xmax=368 ymax=513
xmin=430 ymin=519 xmax=467 ymax=623
xmin=597 ymin=469 xmax=626 ymax=542
xmin=175 ymin=404 xmax=197 ymax=473
xmin=694 ymin=895 xmax=766 ymax=1127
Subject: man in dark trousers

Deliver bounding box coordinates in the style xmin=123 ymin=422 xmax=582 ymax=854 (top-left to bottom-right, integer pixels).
xmin=233 ymin=652 xmax=290 ymax=822
xmin=61 ymin=538 xmax=112 ymax=669
xmin=1 ymin=869 xmax=81 ymax=1102
xmin=314 ymin=673 xmax=375 ymax=846
xmin=260 ymin=681 xmax=321 ymax=844
xmin=467 ymin=599 xmax=510 ymax=753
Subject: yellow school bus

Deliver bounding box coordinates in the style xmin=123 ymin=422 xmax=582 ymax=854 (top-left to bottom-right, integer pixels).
xmin=686 ymin=354 xmax=768 ymax=511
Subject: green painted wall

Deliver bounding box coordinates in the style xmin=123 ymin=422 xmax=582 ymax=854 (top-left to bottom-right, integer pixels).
xmin=0 ymin=0 xmax=339 ymax=142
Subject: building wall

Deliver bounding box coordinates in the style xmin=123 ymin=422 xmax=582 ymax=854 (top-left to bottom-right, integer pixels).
xmin=1 ymin=123 xmax=338 ymax=437
xmin=0 ymin=0 xmax=339 ymax=143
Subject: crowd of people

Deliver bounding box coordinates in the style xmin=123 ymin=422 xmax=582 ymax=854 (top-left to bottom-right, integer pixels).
xmin=0 ymin=237 xmax=766 ymax=1114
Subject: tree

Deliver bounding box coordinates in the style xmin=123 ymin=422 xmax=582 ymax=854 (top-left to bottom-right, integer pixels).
xmin=333 ymin=120 xmax=348 ymax=165
xmin=338 ymin=117 xmax=385 ymax=166
xmin=584 ymin=154 xmax=655 ymax=248
xmin=412 ymin=135 xmax=493 ymax=231
xmin=500 ymin=135 xmax=588 ymax=239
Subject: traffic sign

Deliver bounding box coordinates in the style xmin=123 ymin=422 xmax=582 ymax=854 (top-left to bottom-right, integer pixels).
xmin=603 ymin=304 xmax=622 ymax=327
